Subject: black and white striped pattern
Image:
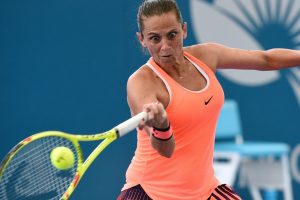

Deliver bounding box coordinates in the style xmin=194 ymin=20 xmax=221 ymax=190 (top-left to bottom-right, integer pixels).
xmin=118 ymin=184 xmax=241 ymax=200
xmin=207 ymin=184 xmax=242 ymax=200
xmin=117 ymin=185 xmax=152 ymax=200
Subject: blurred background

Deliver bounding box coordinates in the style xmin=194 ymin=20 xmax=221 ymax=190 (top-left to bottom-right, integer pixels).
xmin=0 ymin=0 xmax=299 ymax=199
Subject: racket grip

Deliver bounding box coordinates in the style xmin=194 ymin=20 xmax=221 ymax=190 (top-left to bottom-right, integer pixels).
xmin=115 ymin=112 xmax=148 ymax=137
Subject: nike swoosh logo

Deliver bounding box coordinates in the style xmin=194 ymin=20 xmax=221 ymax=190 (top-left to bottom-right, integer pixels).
xmin=205 ymin=96 xmax=213 ymax=105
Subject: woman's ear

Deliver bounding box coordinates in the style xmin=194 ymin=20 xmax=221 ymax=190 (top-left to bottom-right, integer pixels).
xmin=136 ymin=32 xmax=146 ymax=47
xmin=182 ymin=22 xmax=187 ymax=39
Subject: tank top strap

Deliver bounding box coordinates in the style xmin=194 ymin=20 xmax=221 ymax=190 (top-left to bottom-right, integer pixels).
xmin=183 ymin=51 xmax=215 ymax=77
xmin=146 ymin=58 xmax=175 ymax=103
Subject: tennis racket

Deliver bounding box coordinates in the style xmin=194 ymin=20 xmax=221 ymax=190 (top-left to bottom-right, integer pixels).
xmin=0 ymin=111 xmax=147 ymax=200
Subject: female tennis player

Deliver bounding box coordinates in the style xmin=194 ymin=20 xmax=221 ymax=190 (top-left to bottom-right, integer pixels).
xmin=118 ymin=0 xmax=300 ymax=199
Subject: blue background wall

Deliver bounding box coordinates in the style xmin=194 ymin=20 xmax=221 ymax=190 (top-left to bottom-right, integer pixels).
xmin=0 ymin=0 xmax=299 ymax=199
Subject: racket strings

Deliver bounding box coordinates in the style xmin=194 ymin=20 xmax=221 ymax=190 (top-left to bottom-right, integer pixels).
xmin=0 ymin=136 xmax=78 ymax=200
xmin=6 ymin=141 xmax=68 ymax=197
xmin=0 ymin=137 xmax=76 ymax=199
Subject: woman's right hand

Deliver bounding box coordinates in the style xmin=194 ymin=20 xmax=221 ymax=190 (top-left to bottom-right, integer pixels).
xmin=138 ymin=102 xmax=169 ymax=130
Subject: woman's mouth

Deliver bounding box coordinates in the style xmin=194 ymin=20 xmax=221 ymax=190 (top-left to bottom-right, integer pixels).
xmin=161 ymin=55 xmax=172 ymax=58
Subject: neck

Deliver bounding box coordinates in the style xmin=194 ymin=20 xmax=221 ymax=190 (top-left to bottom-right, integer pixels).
xmin=161 ymin=56 xmax=192 ymax=79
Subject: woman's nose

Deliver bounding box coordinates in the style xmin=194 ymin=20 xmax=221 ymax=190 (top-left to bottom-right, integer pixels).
xmin=160 ymin=38 xmax=171 ymax=51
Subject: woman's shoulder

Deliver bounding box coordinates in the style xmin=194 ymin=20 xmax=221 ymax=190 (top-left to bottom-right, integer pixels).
xmin=184 ymin=43 xmax=222 ymax=72
xmin=127 ymin=64 xmax=158 ymax=87
xmin=184 ymin=42 xmax=223 ymax=55
xmin=127 ymin=64 xmax=168 ymax=106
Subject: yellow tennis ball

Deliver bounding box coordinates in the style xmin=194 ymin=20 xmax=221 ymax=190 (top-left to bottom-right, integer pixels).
xmin=50 ymin=146 xmax=75 ymax=170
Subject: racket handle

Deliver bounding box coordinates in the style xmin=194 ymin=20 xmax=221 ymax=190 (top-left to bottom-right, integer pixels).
xmin=115 ymin=112 xmax=148 ymax=137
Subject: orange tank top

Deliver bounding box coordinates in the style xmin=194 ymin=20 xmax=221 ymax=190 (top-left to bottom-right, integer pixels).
xmin=122 ymin=52 xmax=225 ymax=199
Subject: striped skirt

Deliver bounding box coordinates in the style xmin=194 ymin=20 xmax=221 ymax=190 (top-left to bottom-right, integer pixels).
xmin=117 ymin=184 xmax=242 ymax=200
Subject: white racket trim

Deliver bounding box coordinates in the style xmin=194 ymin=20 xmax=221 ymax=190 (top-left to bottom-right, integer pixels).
xmin=115 ymin=112 xmax=148 ymax=137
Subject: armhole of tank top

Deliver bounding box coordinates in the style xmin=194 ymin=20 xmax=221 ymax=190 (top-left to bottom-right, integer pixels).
xmin=184 ymin=55 xmax=211 ymax=91
xmin=183 ymin=51 xmax=216 ymax=74
xmin=146 ymin=62 xmax=172 ymax=108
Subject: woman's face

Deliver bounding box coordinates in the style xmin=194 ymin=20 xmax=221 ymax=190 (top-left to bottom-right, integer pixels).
xmin=138 ymin=11 xmax=187 ymax=67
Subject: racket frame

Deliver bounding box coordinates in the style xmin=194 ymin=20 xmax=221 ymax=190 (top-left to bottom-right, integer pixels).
xmin=0 ymin=111 xmax=147 ymax=200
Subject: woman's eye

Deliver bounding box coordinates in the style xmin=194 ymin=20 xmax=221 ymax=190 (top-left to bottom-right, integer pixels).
xmin=150 ymin=36 xmax=160 ymax=42
xmin=168 ymin=32 xmax=177 ymax=39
